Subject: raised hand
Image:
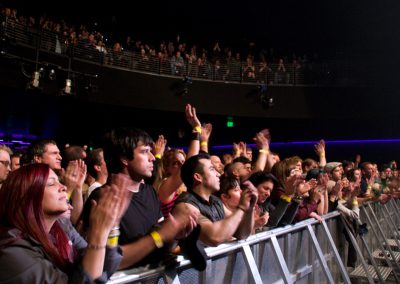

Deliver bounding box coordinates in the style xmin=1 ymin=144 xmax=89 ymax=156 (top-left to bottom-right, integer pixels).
xmin=239 ymin=181 xmax=258 ymax=211
xmin=63 ymin=159 xmax=87 ymax=193
xmin=200 ymin=123 xmax=213 ymax=142
xmin=153 ymin=135 xmax=167 ymax=158
xmin=314 ymin=139 xmax=325 ymax=156
xmin=185 ymin=104 xmax=201 ymax=128
xmin=110 ymin=173 xmax=134 ymax=223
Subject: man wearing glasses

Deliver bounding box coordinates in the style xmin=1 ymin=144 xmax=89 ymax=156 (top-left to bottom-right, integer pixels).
xmin=0 ymin=144 xmax=12 ymax=187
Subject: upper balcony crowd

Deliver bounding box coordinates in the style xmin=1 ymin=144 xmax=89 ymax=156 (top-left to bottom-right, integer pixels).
xmin=1 ymin=6 xmax=334 ymax=85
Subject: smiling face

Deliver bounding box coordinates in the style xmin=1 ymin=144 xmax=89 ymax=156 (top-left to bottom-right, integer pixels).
xmin=42 ymin=169 xmax=68 ymax=218
xmin=256 ymin=180 xmax=274 ymax=204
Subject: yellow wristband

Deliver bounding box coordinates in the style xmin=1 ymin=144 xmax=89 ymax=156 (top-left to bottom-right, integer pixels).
xmin=320 ymin=152 xmax=325 ymax=157
xmin=193 ymin=126 xmax=202 ymax=133
xmin=200 ymin=141 xmax=208 ymax=146
xmin=107 ymin=236 xmax=119 ymax=247
xmin=154 ymin=154 xmax=162 ymax=159
xmin=280 ymin=194 xmax=292 ymax=203
xmin=67 ymin=191 xmax=72 ymax=202
xmin=259 ymin=149 xmax=269 ymax=155
xmin=150 ymin=231 xmax=164 ymax=248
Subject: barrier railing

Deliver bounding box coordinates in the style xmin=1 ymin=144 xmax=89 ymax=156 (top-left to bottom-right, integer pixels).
xmin=2 ymin=20 xmax=335 ymax=86
xmin=107 ymin=200 xmax=400 ymax=284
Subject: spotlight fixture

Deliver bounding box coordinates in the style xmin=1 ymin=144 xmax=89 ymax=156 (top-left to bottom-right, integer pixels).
xmin=31 ymin=71 xmax=40 ymax=88
xmin=261 ymin=94 xmax=274 ymax=109
xmin=48 ymin=69 xmax=56 ymax=80
xmin=64 ymin=78 xmax=72 ymax=95
xmin=258 ymin=83 xmax=274 ymax=109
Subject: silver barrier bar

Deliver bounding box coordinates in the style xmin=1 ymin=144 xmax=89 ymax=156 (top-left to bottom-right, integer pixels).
xmin=360 ymin=205 xmax=394 ymax=283
xmin=365 ymin=203 xmax=400 ymax=278
xmin=270 ymin=235 xmax=293 ymax=284
xmin=321 ymin=220 xmax=351 ymax=284
xmin=306 ymin=224 xmax=335 ymax=284
xmin=340 ymin=215 xmax=375 ymax=284
xmin=242 ymin=244 xmax=263 ymax=284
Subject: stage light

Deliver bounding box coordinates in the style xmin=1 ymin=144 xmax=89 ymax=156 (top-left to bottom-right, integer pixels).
xmin=48 ymin=69 xmax=56 ymax=80
xmin=64 ymin=79 xmax=72 ymax=95
xmin=32 ymin=71 xmax=40 ymax=88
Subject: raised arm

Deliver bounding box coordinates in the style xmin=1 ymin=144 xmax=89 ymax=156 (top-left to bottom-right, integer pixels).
xmin=200 ymin=123 xmax=213 ymax=153
xmin=186 ymin=104 xmax=201 ymax=158
xmin=314 ymin=140 xmax=326 ymax=168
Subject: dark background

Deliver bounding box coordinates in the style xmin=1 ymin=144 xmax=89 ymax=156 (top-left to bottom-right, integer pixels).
xmin=1 ymin=0 xmax=400 ymax=163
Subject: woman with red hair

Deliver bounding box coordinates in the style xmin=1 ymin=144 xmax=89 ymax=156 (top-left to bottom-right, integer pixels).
xmin=0 ymin=163 xmax=126 ymax=283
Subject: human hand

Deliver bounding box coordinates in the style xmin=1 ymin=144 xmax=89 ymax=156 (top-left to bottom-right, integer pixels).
xmin=153 ymin=135 xmax=167 ymax=158
xmin=239 ymin=181 xmax=258 ymax=211
xmin=314 ymin=140 xmax=325 ymax=156
xmin=185 ymin=104 xmax=201 ymax=128
xmin=200 ymin=123 xmax=212 ymax=142
xmin=63 ymin=160 xmax=87 ymax=193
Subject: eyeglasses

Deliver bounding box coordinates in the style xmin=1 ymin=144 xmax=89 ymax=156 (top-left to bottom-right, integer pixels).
xmin=0 ymin=160 xmax=10 ymax=168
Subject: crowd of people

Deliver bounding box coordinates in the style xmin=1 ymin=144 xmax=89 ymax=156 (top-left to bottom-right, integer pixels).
xmin=0 ymin=104 xmax=399 ymax=283
xmin=1 ymin=6 xmax=327 ymax=85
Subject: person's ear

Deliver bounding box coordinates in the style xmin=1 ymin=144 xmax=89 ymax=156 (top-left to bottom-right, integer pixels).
xmin=120 ymin=158 xmax=129 ymax=167
xmin=94 ymin=164 xmax=101 ymax=172
xmin=33 ymin=155 xmax=42 ymax=163
xmin=194 ymin=172 xmax=202 ymax=183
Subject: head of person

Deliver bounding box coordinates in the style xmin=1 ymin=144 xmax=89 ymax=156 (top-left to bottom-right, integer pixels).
xmin=0 ymin=144 xmax=12 ymax=184
xmin=0 ymin=164 xmax=71 ymax=267
xmin=10 ymin=151 xmax=22 ymax=171
xmin=249 ymin=171 xmax=277 ymax=204
xmin=287 ymin=156 xmax=303 ymax=174
xmin=181 ymin=152 xmax=220 ymax=192
xmin=85 ymin=148 xmax=108 ymax=180
xmin=29 ymin=139 xmax=62 ymax=170
xmin=342 ymin=160 xmax=354 ymax=173
xmin=210 ymin=155 xmax=224 ymax=175
xmin=360 ymin=162 xmax=374 ymax=179
xmin=161 ymin=149 xmax=186 ymax=177
xmin=381 ymin=163 xmax=392 ymax=179
xmin=324 ymin=162 xmax=343 ymax=182
xmin=102 ymin=128 xmax=154 ymax=181
xmin=227 ymin=157 xmax=252 ymax=181
xmin=271 ymin=160 xmax=291 ymax=188
xmin=346 ymin=168 xmax=362 ymax=184
xmin=246 ymin=148 xmax=253 ymax=161
xmin=216 ymin=176 xmax=242 ymax=210
xmin=222 ymin=153 xmax=233 ymax=165
xmin=302 ymin=158 xmax=318 ymax=174
xmin=62 ymin=145 xmax=87 ymax=168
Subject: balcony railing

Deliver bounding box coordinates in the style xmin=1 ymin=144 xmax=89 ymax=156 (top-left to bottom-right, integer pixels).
xmin=1 ymin=20 xmax=336 ymax=86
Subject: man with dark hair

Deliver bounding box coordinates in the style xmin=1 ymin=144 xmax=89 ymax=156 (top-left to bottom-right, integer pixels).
xmin=176 ymin=153 xmax=257 ymax=246
xmin=29 ymin=139 xmax=62 ymax=170
xmin=82 ymin=127 xmax=197 ymax=269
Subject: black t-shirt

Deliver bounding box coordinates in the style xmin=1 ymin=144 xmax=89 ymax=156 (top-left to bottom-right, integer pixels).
xmin=175 ymin=191 xmax=225 ymax=222
xmin=81 ymin=182 xmax=165 ymax=268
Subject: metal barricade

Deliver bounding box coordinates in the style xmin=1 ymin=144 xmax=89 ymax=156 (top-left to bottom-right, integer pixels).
xmin=108 ymin=200 xmax=400 ymax=284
